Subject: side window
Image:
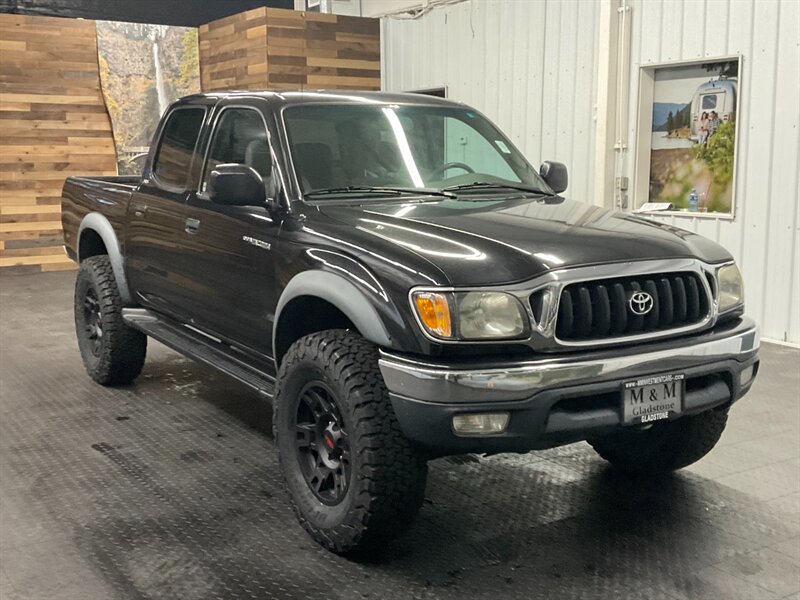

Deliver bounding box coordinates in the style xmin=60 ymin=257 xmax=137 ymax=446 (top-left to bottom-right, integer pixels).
xmin=152 ymin=108 xmax=205 ymax=189
xmin=203 ymin=108 xmax=272 ymax=191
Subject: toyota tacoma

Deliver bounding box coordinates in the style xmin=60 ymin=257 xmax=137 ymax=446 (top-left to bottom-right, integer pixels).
xmin=61 ymin=91 xmax=759 ymax=554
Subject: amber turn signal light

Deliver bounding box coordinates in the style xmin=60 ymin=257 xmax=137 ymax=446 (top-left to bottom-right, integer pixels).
xmin=412 ymin=292 xmax=452 ymax=338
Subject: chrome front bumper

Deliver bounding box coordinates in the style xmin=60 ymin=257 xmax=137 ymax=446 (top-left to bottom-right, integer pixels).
xmin=379 ymin=317 xmax=759 ymax=455
xmin=379 ymin=317 xmax=759 ymax=404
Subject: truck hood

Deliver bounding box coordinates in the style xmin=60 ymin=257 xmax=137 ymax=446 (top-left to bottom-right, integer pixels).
xmin=316 ymin=196 xmax=732 ymax=286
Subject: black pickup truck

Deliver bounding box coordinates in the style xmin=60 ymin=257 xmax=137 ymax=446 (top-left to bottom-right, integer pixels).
xmin=62 ymin=91 xmax=759 ymax=554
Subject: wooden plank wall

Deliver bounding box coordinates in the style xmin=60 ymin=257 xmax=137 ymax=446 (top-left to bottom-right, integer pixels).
xmin=0 ymin=14 xmax=117 ymax=273
xmin=0 ymin=8 xmax=377 ymax=273
xmin=199 ymin=7 xmax=380 ymax=92
xmin=198 ymin=8 xmax=269 ymax=92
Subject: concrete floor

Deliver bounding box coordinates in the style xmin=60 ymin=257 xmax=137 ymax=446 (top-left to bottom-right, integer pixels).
xmin=1 ymin=270 xmax=798 ymax=600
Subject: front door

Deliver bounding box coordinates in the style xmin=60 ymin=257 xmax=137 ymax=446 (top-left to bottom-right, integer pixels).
xmin=179 ymin=103 xmax=281 ymax=356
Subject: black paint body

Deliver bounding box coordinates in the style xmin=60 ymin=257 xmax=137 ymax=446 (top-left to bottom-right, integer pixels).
xmin=62 ymin=91 xmax=736 ymax=372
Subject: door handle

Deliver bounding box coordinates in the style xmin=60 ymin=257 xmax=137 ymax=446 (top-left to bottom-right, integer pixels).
xmin=184 ymin=217 xmax=200 ymax=234
xmin=133 ymin=204 xmax=148 ymax=218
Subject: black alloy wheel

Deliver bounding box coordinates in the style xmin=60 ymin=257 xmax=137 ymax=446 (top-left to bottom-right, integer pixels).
xmin=274 ymin=329 xmax=428 ymax=554
xmin=294 ymin=381 xmax=351 ymax=505
xmin=74 ymin=255 xmax=147 ymax=385
xmin=82 ymin=286 xmax=104 ymax=356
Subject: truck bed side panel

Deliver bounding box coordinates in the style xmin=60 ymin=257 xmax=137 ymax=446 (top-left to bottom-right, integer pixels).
xmin=61 ymin=176 xmax=138 ymax=260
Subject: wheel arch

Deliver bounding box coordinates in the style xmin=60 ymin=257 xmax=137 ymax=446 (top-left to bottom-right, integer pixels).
xmin=273 ymin=271 xmax=393 ymax=366
xmin=77 ymin=213 xmax=132 ymax=304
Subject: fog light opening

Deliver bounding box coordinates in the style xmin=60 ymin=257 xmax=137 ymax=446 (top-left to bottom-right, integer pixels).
xmin=452 ymin=413 xmax=510 ymax=436
xmin=739 ymin=365 xmax=755 ymax=387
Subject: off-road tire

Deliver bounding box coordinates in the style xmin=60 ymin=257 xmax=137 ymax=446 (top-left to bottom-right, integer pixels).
xmin=74 ymin=255 xmax=147 ymax=385
xmin=589 ymin=405 xmax=729 ymax=473
xmin=274 ymin=329 xmax=428 ymax=554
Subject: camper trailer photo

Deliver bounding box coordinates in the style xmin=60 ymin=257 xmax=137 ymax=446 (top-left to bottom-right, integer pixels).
xmin=647 ymin=58 xmax=740 ymax=214
xmin=690 ymin=77 xmax=738 ymax=141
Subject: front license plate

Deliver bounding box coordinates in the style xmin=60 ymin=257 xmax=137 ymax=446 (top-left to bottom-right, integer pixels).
xmin=622 ymin=373 xmax=684 ymax=426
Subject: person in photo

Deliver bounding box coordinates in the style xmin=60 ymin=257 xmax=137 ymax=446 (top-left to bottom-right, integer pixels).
xmin=708 ymin=110 xmax=721 ymax=139
xmin=699 ymin=111 xmax=709 ymax=145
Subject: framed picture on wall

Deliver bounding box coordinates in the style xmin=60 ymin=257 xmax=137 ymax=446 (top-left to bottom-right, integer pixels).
xmin=96 ymin=22 xmax=201 ymax=175
xmin=633 ymin=56 xmax=741 ymax=218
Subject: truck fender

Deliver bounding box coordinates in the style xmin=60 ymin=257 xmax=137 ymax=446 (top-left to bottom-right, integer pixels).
xmin=274 ymin=270 xmax=393 ymax=352
xmin=78 ymin=212 xmax=133 ymax=304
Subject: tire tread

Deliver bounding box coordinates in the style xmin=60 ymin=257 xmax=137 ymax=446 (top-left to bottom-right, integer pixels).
xmin=74 ymin=255 xmax=146 ymax=385
xmin=589 ymin=405 xmax=729 ymax=473
xmin=274 ymin=329 xmax=427 ymax=554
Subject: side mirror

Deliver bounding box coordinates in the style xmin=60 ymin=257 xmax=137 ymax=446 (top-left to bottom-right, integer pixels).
xmin=208 ymin=163 xmax=267 ymax=207
xmin=539 ymin=161 xmax=568 ymax=194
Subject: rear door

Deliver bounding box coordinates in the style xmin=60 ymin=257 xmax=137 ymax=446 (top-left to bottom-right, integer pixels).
xmin=178 ymin=101 xmax=282 ymax=356
xmin=125 ymin=105 xmax=207 ymax=318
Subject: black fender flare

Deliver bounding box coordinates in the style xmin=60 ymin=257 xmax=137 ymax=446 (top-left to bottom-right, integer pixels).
xmin=273 ymin=270 xmax=393 ymax=353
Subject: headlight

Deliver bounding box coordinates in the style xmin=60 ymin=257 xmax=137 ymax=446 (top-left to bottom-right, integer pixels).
xmin=457 ymin=292 xmax=527 ymax=339
xmin=411 ymin=290 xmax=528 ymax=340
xmin=717 ymin=263 xmax=744 ymax=312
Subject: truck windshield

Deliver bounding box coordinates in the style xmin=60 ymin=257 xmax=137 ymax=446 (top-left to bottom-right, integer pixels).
xmin=282 ymin=103 xmax=548 ymax=197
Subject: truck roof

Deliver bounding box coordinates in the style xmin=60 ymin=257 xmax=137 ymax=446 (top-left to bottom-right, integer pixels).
xmin=175 ymin=90 xmax=462 ymax=108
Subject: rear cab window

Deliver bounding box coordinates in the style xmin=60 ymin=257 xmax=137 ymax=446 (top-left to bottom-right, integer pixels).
xmin=701 ymin=95 xmax=718 ymax=110
xmin=152 ymin=108 xmax=206 ymax=190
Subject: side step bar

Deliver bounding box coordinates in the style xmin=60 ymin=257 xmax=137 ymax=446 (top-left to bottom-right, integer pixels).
xmin=122 ymin=308 xmax=276 ymax=398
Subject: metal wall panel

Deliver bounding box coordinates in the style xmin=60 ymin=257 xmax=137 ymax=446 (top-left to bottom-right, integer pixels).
xmin=381 ymin=0 xmax=799 ymax=344
xmin=626 ymin=0 xmax=800 ymax=344
xmin=381 ymin=0 xmax=600 ymax=205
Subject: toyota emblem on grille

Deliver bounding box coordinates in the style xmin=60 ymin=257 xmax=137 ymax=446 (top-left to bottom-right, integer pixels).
xmin=629 ymin=291 xmax=654 ymax=315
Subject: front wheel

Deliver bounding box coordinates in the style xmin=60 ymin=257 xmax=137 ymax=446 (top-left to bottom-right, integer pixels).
xmin=588 ymin=405 xmax=729 ymax=474
xmin=274 ymin=329 xmax=428 ymax=554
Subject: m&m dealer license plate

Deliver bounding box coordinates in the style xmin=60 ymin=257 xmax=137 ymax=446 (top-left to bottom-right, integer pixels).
xmin=622 ymin=373 xmax=684 ymax=425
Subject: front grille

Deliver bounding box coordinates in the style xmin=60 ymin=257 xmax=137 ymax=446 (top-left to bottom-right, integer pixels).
xmin=551 ymin=271 xmax=710 ymax=342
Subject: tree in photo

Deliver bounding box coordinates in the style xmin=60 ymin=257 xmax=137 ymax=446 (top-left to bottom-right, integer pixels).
xmin=692 ymin=121 xmax=735 ymax=212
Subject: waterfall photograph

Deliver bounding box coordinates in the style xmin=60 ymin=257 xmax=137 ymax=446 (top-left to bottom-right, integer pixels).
xmin=95 ymin=21 xmax=200 ymax=175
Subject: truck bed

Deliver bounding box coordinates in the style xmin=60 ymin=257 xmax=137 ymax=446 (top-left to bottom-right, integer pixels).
xmin=61 ymin=175 xmax=140 ymax=261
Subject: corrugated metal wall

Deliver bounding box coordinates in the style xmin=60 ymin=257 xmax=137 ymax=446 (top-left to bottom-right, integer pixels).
xmin=382 ymin=0 xmax=600 ymax=205
xmin=625 ymin=0 xmax=800 ymax=344
xmin=381 ymin=0 xmax=800 ymax=344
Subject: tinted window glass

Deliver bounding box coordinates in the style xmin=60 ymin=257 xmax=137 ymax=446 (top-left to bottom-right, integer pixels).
xmin=444 ymin=117 xmax=518 ymax=181
xmin=283 ymin=104 xmax=543 ymax=194
xmin=204 ymin=108 xmax=271 ymax=190
xmin=153 ymin=108 xmax=205 ymax=188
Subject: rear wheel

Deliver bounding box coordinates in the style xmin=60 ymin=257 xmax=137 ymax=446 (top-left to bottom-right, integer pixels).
xmin=274 ymin=329 xmax=427 ymax=554
xmin=589 ymin=405 xmax=729 ymax=473
xmin=74 ymin=255 xmax=147 ymax=385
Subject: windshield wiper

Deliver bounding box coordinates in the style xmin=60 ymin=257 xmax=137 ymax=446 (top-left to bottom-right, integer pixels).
xmin=305 ymin=186 xmax=456 ymax=199
xmin=442 ymin=182 xmax=551 ymax=195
